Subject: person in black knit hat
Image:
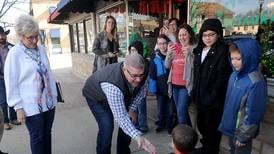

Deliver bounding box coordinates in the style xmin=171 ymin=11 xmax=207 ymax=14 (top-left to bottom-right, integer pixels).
xmin=191 ymin=18 xmax=232 ymax=154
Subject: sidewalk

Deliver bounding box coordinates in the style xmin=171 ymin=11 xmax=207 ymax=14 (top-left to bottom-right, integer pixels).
xmin=0 ymin=68 xmax=172 ymax=154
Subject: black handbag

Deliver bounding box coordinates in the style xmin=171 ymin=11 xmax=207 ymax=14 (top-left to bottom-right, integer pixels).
xmin=56 ymin=82 xmax=64 ymax=103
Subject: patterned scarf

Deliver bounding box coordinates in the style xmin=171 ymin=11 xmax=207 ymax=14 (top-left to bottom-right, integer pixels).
xmin=23 ymin=44 xmax=53 ymax=112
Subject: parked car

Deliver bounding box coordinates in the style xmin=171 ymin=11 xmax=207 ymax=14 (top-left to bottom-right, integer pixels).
xmin=224 ymin=34 xmax=256 ymax=44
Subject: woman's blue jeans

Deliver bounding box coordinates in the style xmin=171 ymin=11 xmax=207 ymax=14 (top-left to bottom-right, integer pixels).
xmin=172 ymin=86 xmax=191 ymax=125
xmin=25 ymin=108 xmax=55 ymax=154
xmin=86 ymin=97 xmax=131 ymax=154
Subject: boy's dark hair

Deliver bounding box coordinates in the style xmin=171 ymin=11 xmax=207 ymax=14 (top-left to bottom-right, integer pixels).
xmin=168 ymin=18 xmax=179 ymax=27
xmin=229 ymin=43 xmax=240 ymax=53
xmin=157 ymin=34 xmax=170 ymax=42
xmin=172 ymin=124 xmax=198 ymax=152
xmin=128 ymin=40 xmax=144 ymax=56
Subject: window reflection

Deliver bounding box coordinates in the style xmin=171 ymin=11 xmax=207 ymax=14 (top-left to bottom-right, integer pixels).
xmin=190 ymin=0 xmax=274 ymax=36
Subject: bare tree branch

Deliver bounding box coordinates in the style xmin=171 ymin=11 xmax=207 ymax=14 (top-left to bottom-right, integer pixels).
xmin=0 ymin=0 xmax=8 ymax=15
xmin=0 ymin=0 xmax=20 ymax=19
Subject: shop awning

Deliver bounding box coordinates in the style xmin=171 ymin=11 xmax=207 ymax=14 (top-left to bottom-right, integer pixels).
xmin=48 ymin=0 xmax=95 ymax=24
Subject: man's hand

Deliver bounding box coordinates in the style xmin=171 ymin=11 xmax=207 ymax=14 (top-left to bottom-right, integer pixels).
xmin=108 ymin=52 xmax=116 ymax=58
xmin=16 ymin=108 xmax=26 ymax=123
xmin=135 ymin=136 xmax=157 ymax=154
xmin=235 ymin=140 xmax=246 ymax=147
xmin=128 ymin=109 xmax=137 ymax=124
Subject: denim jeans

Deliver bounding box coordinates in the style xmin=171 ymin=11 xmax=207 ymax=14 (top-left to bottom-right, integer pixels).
xmin=25 ymin=108 xmax=55 ymax=154
xmin=0 ymin=79 xmax=17 ymax=123
xmin=229 ymin=137 xmax=252 ymax=154
xmin=156 ymin=95 xmax=172 ymax=128
xmin=86 ymin=97 xmax=132 ymax=154
xmin=135 ymin=97 xmax=148 ymax=130
xmin=0 ymin=108 xmax=4 ymax=141
xmin=172 ymin=86 xmax=191 ymax=125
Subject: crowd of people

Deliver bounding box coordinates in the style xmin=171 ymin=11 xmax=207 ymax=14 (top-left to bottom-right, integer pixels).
xmin=87 ymin=15 xmax=268 ymax=154
xmin=0 ymin=14 xmax=268 ymax=154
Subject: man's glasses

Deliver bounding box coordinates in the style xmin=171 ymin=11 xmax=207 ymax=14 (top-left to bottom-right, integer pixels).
xmin=126 ymin=69 xmax=144 ymax=79
xmin=202 ymin=32 xmax=217 ymax=38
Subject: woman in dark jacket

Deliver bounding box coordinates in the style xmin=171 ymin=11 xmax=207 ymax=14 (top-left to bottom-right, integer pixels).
xmin=92 ymin=15 xmax=119 ymax=73
xmin=191 ymin=18 xmax=232 ymax=154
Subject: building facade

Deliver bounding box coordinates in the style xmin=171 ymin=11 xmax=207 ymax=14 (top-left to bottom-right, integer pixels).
xmin=30 ymin=0 xmax=72 ymax=69
xmin=32 ymin=0 xmax=71 ymax=56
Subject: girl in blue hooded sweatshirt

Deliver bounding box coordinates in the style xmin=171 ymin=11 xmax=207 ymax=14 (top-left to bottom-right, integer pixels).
xmin=218 ymin=38 xmax=267 ymax=154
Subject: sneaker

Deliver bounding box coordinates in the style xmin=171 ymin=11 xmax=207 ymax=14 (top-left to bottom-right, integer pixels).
xmin=139 ymin=127 xmax=149 ymax=133
xmin=10 ymin=120 xmax=21 ymax=125
xmin=168 ymin=128 xmax=173 ymax=134
xmin=155 ymin=127 xmax=164 ymax=133
xmin=4 ymin=123 xmax=11 ymax=130
xmin=0 ymin=150 xmax=8 ymax=154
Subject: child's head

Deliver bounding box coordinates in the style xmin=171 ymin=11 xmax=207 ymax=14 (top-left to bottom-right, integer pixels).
xmin=128 ymin=40 xmax=144 ymax=56
xmin=229 ymin=43 xmax=242 ymax=71
xmin=199 ymin=18 xmax=223 ymax=47
xmin=157 ymin=34 xmax=169 ymax=55
xmin=172 ymin=124 xmax=198 ymax=154
xmin=168 ymin=18 xmax=179 ymax=34
xmin=229 ymin=38 xmax=260 ymax=73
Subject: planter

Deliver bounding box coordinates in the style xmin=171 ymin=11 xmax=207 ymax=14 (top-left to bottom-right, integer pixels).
xmin=267 ymin=77 xmax=274 ymax=98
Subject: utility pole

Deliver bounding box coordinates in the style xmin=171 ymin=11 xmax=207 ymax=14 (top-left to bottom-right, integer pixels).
xmin=29 ymin=0 xmax=33 ymax=15
xmin=258 ymin=0 xmax=264 ymax=29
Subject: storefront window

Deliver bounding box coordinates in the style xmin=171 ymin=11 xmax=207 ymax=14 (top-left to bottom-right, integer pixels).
xmin=190 ymin=0 xmax=274 ymax=35
xmin=128 ymin=1 xmax=166 ymax=57
xmin=73 ymin=24 xmax=79 ymax=53
xmin=98 ymin=3 xmax=127 ymax=57
xmin=78 ymin=22 xmax=85 ymax=53
xmin=85 ymin=18 xmax=94 ymax=54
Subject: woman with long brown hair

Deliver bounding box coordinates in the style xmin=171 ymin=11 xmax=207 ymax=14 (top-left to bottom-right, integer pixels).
xmin=92 ymin=15 xmax=120 ymax=72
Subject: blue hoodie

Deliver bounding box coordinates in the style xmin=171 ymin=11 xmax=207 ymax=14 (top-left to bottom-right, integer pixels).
xmin=218 ymin=38 xmax=267 ymax=143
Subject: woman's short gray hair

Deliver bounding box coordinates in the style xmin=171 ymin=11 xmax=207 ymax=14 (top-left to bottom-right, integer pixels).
xmin=124 ymin=53 xmax=145 ymax=69
xmin=14 ymin=14 xmax=39 ymax=37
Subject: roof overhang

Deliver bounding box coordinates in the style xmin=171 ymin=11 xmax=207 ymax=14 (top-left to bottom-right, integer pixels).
xmin=48 ymin=0 xmax=95 ymax=24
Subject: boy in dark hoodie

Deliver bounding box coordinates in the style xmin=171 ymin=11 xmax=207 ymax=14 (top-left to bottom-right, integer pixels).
xmin=191 ymin=18 xmax=232 ymax=154
xmin=218 ymin=39 xmax=267 ymax=154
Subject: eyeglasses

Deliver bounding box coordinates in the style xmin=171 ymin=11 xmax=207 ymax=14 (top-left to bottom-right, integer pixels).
xmin=202 ymin=32 xmax=217 ymax=38
xmin=126 ymin=69 xmax=144 ymax=79
xmin=24 ymin=35 xmax=39 ymax=41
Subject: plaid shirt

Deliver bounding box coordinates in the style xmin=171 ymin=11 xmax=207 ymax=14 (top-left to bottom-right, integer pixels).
xmin=101 ymin=82 xmax=146 ymax=138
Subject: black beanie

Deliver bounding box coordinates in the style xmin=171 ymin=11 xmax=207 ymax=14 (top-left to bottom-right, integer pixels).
xmin=128 ymin=40 xmax=144 ymax=56
xmin=199 ymin=18 xmax=223 ymax=37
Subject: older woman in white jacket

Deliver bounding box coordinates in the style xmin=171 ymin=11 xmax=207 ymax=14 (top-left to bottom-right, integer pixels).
xmin=4 ymin=14 xmax=57 ymax=154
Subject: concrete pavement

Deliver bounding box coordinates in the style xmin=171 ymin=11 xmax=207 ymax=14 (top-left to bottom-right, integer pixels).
xmin=0 ymin=68 xmax=172 ymax=154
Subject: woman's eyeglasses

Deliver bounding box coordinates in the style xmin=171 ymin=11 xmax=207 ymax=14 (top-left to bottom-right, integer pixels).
xmin=24 ymin=35 xmax=39 ymax=41
xmin=202 ymin=32 xmax=217 ymax=38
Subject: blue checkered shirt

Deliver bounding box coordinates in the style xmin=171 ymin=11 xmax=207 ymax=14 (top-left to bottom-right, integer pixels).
xmin=101 ymin=82 xmax=146 ymax=138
